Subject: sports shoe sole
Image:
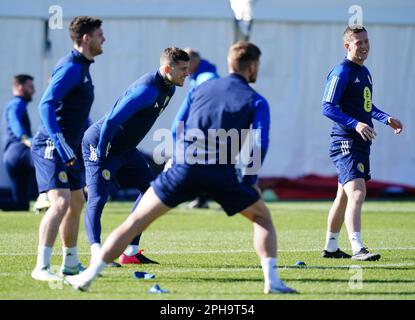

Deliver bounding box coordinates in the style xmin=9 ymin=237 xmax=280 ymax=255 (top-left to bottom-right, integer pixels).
xmin=264 ymin=288 xmax=298 ymax=294
xmin=321 ymin=249 xmax=351 ymax=259
xmin=351 ymin=253 xmax=381 ymax=261
xmin=64 ymin=277 xmax=91 ymax=292
xmin=31 ymin=271 xmax=62 ymax=282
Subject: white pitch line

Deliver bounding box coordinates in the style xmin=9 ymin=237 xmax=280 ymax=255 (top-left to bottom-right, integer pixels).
xmin=0 ymin=247 xmax=415 ymax=256
xmin=151 ymin=262 xmax=415 ymax=272
xmin=1 ymin=262 xmax=415 ymax=277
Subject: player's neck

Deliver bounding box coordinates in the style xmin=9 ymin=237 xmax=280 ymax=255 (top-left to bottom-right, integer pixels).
xmin=229 ymin=70 xmax=249 ymax=82
xmin=74 ymin=45 xmax=94 ymax=61
xmin=346 ymin=56 xmax=365 ymax=66
xmin=158 ymin=68 xmax=175 ymax=87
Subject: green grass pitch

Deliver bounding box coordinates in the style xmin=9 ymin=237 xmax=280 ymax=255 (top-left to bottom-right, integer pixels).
xmin=0 ymin=201 xmax=414 ymax=300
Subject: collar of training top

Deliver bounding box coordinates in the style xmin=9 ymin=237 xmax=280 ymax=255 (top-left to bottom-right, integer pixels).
xmin=72 ymin=49 xmax=94 ymax=64
xmin=229 ymin=72 xmax=248 ymax=84
xmin=157 ymin=70 xmax=175 ymax=90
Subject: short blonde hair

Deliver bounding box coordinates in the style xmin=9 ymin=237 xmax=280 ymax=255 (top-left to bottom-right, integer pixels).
xmin=228 ymin=41 xmax=261 ymax=72
xmin=343 ymin=25 xmax=367 ymax=42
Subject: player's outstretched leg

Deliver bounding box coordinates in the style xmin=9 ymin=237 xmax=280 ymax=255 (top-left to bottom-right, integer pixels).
xmin=240 ymin=199 xmax=297 ymax=294
xmin=65 ymin=187 xmax=169 ymax=291
xmin=322 ymin=183 xmax=351 ymax=259
xmin=343 ymin=179 xmax=380 ymax=261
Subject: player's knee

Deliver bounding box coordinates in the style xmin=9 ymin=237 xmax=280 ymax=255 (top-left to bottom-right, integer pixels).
xmin=50 ymin=196 xmax=70 ymax=213
xmin=244 ymin=202 xmax=273 ymax=226
xmin=87 ymin=195 xmax=108 ymax=212
xmin=348 ymin=189 xmax=366 ymax=205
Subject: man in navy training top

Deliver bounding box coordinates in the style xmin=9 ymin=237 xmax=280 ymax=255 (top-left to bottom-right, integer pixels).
xmin=31 ymin=16 xmax=105 ymax=282
xmin=82 ymin=47 xmax=189 ymax=266
xmin=1 ymin=74 xmax=36 ymax=211
xmin=170 ymin=48 xmax=219 ymax=209
xmin=321 ymin=25 xmax=403 ymax=261
xmin=67 ymin=41 xmax=297 ymax=295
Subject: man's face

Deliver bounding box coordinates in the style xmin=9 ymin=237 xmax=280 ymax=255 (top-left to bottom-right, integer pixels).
xmin=248 ymin=59 xmax=260 ymax=83
xmin=345 ymin=31 xmax=370 ymax=64
xmin=166 ymin=60 xmax=190 ymax=86
xmin=87 ymin=27 xmax=105 ymax=56
xmin=20 ymin=80 xmax=35 ymax=101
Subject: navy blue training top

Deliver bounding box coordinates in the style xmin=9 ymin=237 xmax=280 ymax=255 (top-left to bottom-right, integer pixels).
xmin=322 ymin=58 xmax=389 ymax=148
xmin=87 ymin=70 xmax=175 ymax=160
xmin=2 ymin=96 xmax=31 ymax=151
xmin=176 ymin=73 xmax=270 ymax=185
xmin=35 ymin=49 xmax=94 ymax=162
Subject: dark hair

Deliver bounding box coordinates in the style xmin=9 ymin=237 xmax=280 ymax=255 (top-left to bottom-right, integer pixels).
xmin=160 ymin=47 xmax=190 ymax=66
xmin=228 ymin=41 xmax=261 ymax=72
xmin=343 ymin=25 xmax=367 ymax=41
xmin=13 ymin=74 xmax=34 ymax=88
xmin=69 ymin=16 xmax=102 ymax=46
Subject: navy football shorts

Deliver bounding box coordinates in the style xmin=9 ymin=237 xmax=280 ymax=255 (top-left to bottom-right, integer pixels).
xmin=152 ymin=164 xmax=260 ymax=216
xmin=329 ymin=139 xmax=371 ymax=186
xmin=82 ymin=139 xmax=154 ymax=191
xmin=31 ymin=141 xmax=85 ymax=193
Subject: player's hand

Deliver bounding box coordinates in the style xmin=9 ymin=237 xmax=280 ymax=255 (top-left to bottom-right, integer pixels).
xmin=388 ymin=117 xmax=403 ymax=134
xmin=355 ymin=122 xmax=376 ymax=141
xmin=21 ymin=138 xmax=32 ymax=148
xmin=65 ymin=157 xmax=76 ymax=167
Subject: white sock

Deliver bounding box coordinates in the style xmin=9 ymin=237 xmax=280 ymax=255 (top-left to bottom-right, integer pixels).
xmin=90 ymin=243 xmax=101 ymax=264
xmin=324 ymin=232 xmax=339 ymax=252
xmin=81 ymin=259 xmax=107 ymax=282
xmin=62 ymin=247 xmax=79 ymax=267
xmin=261 ymin=257 xmax=281 ymax=288
xmin=36 ymin=246 xmax=52 ymax=270
xmin=349 ymin=232 xmax=364 ymax=254
xmin=38 ymin=193 xmax=48 ymax=202
xmin=123 ymin=245 xmax=139 ymax=256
